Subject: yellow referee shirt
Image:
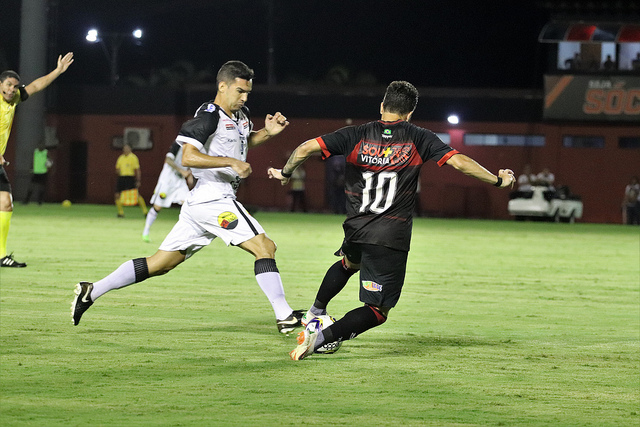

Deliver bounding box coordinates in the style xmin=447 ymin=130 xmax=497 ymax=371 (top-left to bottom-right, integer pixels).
xmin=0 ymin=92 xmax=21 ymax=156
xmin=115 ymin=152 xmax=140 ymax=177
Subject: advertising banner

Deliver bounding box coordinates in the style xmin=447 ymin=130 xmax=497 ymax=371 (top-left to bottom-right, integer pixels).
xmin=544 ymin=75 xmax=640 ymax=122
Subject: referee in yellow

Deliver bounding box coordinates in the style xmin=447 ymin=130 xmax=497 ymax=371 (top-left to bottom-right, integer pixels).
xmin=115 ymin=143 xmax=148 ymax=218
xmin=0 ymin=52 xmax=74 ymax=267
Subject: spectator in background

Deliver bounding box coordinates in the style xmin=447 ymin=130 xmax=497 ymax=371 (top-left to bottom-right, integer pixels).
xmin=115 ymin=143 xmax=148 ymax=218
xmin=565 ymin=53 xmax=582 ymax=70
xmin=289 ymin=166 xmax=307 ymax=212
xmin=536 ymin=167 xmax=555 ymax=191
xmin=632 ymin=53 xmax=640 ymax=71
xmin=23 ymin=142 xmax=52 ymax=205
xmin=602 ymin=55 xmax=616 ymax=71
xmin=517 ymin=164 xmax=536 ymax=191
xmin=326 ymin=154 xmax=346 ymax=214
xmin=623 ymin=176 xmax=640 ymax=225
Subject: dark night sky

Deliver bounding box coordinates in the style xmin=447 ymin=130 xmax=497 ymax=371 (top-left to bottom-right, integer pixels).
xmin=0 ymin=0 xmax=591 ymax=89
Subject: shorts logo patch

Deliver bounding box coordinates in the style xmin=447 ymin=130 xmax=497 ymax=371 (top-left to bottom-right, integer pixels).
xmin=362 ymin=281 xmax=382 ymax=292
xmin=218 ymin=211 xmax=238 ymax=229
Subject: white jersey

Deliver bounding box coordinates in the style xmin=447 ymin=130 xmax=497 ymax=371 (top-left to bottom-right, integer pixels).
xmin=175 ymin=102 xmax=252 ymax=205
xmin=149 ymin=142 xmax=190 ymax=207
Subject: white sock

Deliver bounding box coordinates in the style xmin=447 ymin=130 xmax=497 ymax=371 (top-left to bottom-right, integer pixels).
xmin=91 ymin=260 xmax=137 ymax=300
xmin=143 ymin=208 xmax=158 ymax=236
xmin=255 ymin=271 xmax=293 ymax=320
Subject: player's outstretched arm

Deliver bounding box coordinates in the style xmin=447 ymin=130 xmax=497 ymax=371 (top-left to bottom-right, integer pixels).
xmin=445 ymin=153 xmax=515 ymax=188
xmin=24 ymin=52 xmax=74 ymax=96
xmin=268 ymin=139 xmax=321 ymax=186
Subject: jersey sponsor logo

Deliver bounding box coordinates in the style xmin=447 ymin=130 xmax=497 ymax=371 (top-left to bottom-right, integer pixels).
xmin=218 ymin=211 xmax=239 ymax=229
xmin=358 ymin=141 xmax=414 ymax=168
xmin=362 ymin=280 xmax=383 ymax=292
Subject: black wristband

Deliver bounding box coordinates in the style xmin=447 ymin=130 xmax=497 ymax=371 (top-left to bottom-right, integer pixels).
xmin=281 ymin=170 xmax=292 ymax=178
xmin=494 ymin=176 xmax=503 ymax=187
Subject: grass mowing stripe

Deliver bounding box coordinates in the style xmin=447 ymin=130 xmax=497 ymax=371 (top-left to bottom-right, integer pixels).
xmin=1 ymin=204 xmax=638 ymax=426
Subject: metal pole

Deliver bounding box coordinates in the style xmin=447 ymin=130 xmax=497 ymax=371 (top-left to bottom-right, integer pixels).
xmin=15 ymin=0 xmax=47 ymax=200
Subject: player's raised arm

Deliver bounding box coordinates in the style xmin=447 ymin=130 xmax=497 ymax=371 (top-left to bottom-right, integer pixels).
xmin=24 ymin=52 xmax=74 ymax=96
xmin=445 ymin=153 xmax=515 ymax=188
xmin=249 ymin=112 xmax=289 ymax=148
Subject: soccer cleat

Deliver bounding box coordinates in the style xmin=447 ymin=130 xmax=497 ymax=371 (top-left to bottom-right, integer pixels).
xmin=0 ymin=253 xmax=26 ymax=268
xmin=289 ymin=329 xmax=319 ymax=360
xmin=142 ymin=234 xmax=151 ymax=243
xmin=301 ymin=309 xmax=318 ymax=327
xmin=71 ymin=282 xmax=94 ymax=326
xmin=276 ymin=309 xmax=305 ymax=334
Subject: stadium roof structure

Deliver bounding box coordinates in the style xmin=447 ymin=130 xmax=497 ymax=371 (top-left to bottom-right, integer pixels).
xmin=539 ymin=22 xmax=640 ymax=43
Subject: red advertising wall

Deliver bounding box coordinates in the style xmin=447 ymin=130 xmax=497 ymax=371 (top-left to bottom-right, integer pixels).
xmin=4 ymin=114 xmax=638 ymax=224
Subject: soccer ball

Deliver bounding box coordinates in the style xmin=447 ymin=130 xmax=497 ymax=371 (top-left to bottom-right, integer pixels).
xmin=306 ymin=314 xmax=342 ymax=354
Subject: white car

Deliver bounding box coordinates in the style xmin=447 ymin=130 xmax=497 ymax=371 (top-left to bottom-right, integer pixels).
xmin=508 ymin=186 xmax=583 ymax=223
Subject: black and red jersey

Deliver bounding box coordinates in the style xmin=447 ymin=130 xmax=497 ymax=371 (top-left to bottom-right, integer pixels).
xmin=316 ymin=120 xmax=458 ymax=251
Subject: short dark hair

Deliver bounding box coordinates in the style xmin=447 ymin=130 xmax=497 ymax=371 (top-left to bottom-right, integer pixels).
xmin=216 ymin=61 xmax=254 ymax=86
xmin=382 ymin=81 xmax=418 ymax=115
xmin=0 ymin=70 xmax=21 ymax=83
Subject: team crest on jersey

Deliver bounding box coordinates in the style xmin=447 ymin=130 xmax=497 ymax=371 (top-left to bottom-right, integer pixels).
xmin=218 ymin=211 xmax=239 ymax=229
xmin=362 ymin=281 xmax=383 ymax=292
xmin=205 ymin=103 xmax=216 ymax=113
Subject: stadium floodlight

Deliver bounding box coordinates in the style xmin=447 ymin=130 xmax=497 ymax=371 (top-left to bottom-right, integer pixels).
xmin=86 ymin=29 xmax=99 ymax=43
xmin=85 ymin=28 xmax=143 ymax=85
xmin=447 ymin=114 xmax=460 ymax=125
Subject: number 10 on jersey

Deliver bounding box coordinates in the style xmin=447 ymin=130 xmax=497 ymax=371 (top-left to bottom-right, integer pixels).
xmin=359 ymin=171 xmax=398 ymax=214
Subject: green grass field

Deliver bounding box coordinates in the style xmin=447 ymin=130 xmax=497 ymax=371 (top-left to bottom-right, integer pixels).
xmin=1 ymin=203 xmax=638 ymax=426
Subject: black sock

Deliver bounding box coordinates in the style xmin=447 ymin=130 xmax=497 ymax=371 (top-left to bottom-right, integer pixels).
xmin=321 ymin=305 xmax=386 ymax=345
xmin=314 ymin=260 xmax=357 ymax=310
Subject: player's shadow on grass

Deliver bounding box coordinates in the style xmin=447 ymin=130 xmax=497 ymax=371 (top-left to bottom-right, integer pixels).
xmin=365 ymin=334 xmax=511 ymax=357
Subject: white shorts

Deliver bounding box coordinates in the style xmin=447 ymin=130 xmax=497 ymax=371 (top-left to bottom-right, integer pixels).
xmin=158 ymin=198 xmax=265 ymax=259
xmin=149 ymin=171 xmax=190 ymax=208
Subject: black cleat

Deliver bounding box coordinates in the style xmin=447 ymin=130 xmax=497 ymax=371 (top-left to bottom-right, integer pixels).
xmin=0 ymin=253 xmax=26 ymax=267
xmin=276 ymin=309 xmax=305 ymax=334
xmin=71 ymin=282 xmax=94 ymax=325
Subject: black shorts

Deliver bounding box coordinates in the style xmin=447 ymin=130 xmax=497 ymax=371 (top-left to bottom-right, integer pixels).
xmin=0 ymin=164 xmax=11 ymax=193
xmin=337 ymin=240 xmax=408 ymax=308
xmin=116 ymin=176 xmax=136 ymax=192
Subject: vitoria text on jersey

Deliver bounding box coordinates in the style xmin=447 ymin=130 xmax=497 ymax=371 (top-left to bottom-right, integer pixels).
xmin=175 ymin=102 xmax=253 ymax=204
xmin=316 ymin=120 xmax=459 ymax=251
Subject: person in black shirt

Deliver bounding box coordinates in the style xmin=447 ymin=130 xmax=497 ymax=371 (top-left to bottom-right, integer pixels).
xmin=268 ymin=81 xmax=516 ymax=360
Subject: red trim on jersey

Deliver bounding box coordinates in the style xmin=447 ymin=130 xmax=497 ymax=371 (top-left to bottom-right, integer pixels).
xmin=437 ymin=149 xmax=459 ymax=167
xmin=377 ymin=119 xmax=403 ymax=125
xmin=315 ymin=137 xmax=332 ymax=159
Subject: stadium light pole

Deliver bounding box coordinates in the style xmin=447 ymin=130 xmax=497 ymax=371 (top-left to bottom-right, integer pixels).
xmin=86 ymin=28 xmax=143 ymax=85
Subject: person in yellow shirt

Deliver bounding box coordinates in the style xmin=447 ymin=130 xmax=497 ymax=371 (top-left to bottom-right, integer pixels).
xmin=115 ymin=143 xmax=148 ymax=217
xmin=0 ymin=52 xmax=74 ymax=267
